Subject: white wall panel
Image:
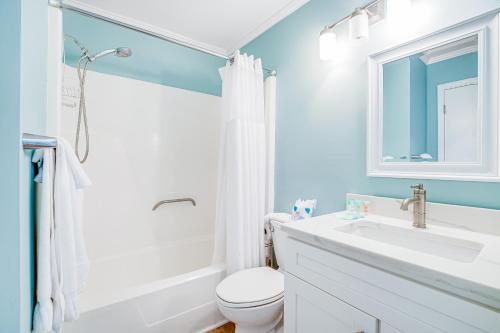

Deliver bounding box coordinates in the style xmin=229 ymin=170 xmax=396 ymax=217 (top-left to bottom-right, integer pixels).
xmin=61 ymin=65 xmax=221 ymax=262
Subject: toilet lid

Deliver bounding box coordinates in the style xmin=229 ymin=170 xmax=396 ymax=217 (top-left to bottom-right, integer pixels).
xmin=216 ymin=267 xmax=284 ymax=306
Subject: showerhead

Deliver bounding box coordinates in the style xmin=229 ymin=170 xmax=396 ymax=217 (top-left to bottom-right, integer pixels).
xmin=89 ymin=47 xmax=132 ymax=62
xmin=115 ymin=47 xmax=132 ymax=57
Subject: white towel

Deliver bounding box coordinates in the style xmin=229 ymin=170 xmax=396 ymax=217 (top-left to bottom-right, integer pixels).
xmin=264 ymin=213 xmax=292 ymax=228
xmin=32 ymin=149 xmax=55 ymax=333
xmin=32 ymin=138 xmax=91 ymax=333
xmin=53 ymin=138 xmax=91 ymax=327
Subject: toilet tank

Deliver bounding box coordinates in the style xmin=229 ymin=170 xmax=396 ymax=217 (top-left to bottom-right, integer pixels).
xmin=269 ymin=215 xmax=290 ymax=271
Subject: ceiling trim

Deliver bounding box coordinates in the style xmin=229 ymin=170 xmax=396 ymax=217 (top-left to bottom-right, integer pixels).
xmin=419 ymin=36 xmax=478 ymax=65
xmin=227 ymin=0 xmax=310 ymax=54
xmin=62 ymin=0 xmax=229 ymax=58
xmin=420 ymin=45 xmax=477 ymax=65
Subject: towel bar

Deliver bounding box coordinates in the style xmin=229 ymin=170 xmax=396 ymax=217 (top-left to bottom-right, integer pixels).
xmin=152 ymin=198 xmax=197 ymax=211
xmin=22 ymin=133 xmax=57 ymax=149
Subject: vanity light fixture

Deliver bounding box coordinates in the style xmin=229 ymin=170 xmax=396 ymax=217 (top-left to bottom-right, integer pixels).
xmin=319 ymin=0 xmax=411 ymax=60
xmin=319 ymin=27 xmax=337 ymax=60
xmin=349 ymin=7 xmax=370 ymax=40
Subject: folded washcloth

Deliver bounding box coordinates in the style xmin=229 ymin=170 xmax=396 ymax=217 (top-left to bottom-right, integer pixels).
xmin=420 ymin=153 xmax=433 ymax=160
xmin=265 ymin=212 xmax=292 ymax=224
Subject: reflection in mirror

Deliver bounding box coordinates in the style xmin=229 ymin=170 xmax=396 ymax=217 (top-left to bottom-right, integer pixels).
xmin=382 ymin=35 xmax=478 ymax=163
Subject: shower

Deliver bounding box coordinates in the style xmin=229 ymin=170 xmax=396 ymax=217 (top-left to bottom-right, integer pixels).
xmin=66 ymin=34 xmax=132 ymax=163
xmin=89 ymin=47 xmax=133 ymax=62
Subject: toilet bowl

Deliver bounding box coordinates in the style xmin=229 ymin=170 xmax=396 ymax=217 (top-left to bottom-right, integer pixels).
xmin=215 ymin=216 xmax=289 ymax=333
xmin=216 ymin=267 xmax=284 ymax=333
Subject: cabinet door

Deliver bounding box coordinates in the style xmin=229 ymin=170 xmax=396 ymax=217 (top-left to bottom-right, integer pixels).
xmin=285 ymin=273 xmax=378 ymax=333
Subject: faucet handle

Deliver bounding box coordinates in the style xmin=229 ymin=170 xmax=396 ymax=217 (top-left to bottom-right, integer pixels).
xmin=411 ymin=184 xmax=424 ymax=190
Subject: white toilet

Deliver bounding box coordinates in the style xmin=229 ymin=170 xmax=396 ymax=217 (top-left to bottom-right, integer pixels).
xmin=215 ymin=217 xmax=288 ymax=333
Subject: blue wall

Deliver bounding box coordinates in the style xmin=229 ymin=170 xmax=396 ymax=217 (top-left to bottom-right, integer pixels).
xmin=0 ymin=2 xmax=22 ymax=331
xmin=381 ymin=54 xmax=427 ymax=159
xmin=383 ymin=58 xmax=411 ymax=158
xmin=63 ymin=11 xmax=225 ymax=96
xmin=242 ymin=0 xmax=500 ymax=214
xmin=0 ymin=0 xmax=46 ymax=332
xmin=426 ymin=52 xmax=478 ymax=158
xmin=410 ymin=55 xmax=428 ymax=156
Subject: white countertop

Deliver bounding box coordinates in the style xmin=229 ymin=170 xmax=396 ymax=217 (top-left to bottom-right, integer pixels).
xmin=281 ymin=212 xmax=500 ymax=310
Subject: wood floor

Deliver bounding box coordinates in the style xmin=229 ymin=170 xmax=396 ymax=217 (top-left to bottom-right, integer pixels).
xmin=208 ymin=322 xmax=235 ymax=333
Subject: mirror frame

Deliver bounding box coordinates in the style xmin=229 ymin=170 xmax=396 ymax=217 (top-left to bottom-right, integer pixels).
xmin=367 ymin=12 xmax=500 ymax=182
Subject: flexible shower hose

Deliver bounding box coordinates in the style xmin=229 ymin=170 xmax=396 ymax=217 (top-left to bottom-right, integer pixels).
xmin=75 ymin=55 xmax=90 ymax=163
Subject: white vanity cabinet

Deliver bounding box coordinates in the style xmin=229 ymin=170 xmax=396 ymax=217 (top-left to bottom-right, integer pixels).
xmin=286 ymin=273 xmax=378 ymax=333
xmin=284 ymin=237 xmax=500 ymax=333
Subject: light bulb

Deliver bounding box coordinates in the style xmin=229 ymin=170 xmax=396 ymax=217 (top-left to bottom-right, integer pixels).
xmin=319 ymin=27 xmax=336 ymax=61
xmin=349 ymin=8 xmax=369 ymax=40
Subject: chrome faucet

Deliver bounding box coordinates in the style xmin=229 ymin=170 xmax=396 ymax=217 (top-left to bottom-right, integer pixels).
xmin=400 ymin=184 xmax=426 ymax=228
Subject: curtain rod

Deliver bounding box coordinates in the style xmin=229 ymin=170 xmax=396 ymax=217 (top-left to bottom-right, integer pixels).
xmin=50 ymin=0 xmax=276 ymax=76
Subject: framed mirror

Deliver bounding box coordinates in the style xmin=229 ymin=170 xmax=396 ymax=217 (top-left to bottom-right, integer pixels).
xmin=368 ymin=12 xmax=500 ymax=181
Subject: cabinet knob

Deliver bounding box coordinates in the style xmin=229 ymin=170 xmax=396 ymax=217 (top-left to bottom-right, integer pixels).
xmin=356 ymin=331 xmax=364 ymax=333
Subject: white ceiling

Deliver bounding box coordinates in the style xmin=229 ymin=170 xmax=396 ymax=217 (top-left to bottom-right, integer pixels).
xmin=65 ymin=0 xmax=310 ymax=57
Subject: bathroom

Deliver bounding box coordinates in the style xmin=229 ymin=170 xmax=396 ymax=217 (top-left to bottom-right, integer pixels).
xmin=1 ymin=0 xmax=500 ymax=332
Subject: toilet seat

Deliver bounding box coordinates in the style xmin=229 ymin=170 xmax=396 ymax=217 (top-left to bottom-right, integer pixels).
xmin=216 ymin=267 xmax=284 ymax=309
xmin=217 ymin=292 xmax=283 ymax=308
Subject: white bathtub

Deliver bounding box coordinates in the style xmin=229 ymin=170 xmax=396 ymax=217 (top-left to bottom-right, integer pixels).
xmin=63 ymin=236 xmax=226 ymax=333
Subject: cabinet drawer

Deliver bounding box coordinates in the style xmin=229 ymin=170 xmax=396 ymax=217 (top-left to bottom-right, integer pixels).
xmin=285 ymin=273 xmax=378 ymax=333
xmin=285 ymin=237 xmax=500 ymax=332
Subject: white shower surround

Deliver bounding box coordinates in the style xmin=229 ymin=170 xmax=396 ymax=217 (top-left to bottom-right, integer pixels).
xmin=60 ymin=65 xmax=225 ymax=332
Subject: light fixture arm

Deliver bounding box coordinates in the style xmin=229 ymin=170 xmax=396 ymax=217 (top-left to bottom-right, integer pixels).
xmin=322 ymin=0 xmax=383 ymax=32
xmin=319 ymin=0 xmax=387 ymax=60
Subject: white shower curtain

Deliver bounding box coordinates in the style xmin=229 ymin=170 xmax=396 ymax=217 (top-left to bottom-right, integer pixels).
xmin=213 ymin=51 xmax=267 ymax=275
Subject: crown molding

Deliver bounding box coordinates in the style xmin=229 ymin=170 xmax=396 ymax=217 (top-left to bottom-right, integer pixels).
xmin=419 ymin=35 xmax=478 ymax=65
xmin=420 ymin=45 xmax=478 ymax=65
xmin=62 ymin=0 xmax=229 ymax=58
xmin=59 ymin=0 xmax=309 ymax=59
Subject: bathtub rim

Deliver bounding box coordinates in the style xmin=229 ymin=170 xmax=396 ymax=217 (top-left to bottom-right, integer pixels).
xmin=80 ymin=263 xmax=226 ymax=313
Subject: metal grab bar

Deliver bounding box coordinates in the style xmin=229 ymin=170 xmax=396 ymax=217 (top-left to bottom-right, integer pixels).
xmin=22 ymin=133 xmax=57 ymax=149
xmin=152 ymin=198 xmax=196 ymax=211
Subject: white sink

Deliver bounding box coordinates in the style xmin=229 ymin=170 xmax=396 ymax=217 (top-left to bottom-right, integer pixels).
xmin=335 ymin=220 xmax=484 ymax=263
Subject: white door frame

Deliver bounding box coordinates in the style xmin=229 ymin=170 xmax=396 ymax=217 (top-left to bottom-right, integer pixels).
xmin=46 ymin=5 xmax=63 ymax=137
xmin=437 ymin=77 xmax=479 ymax=162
